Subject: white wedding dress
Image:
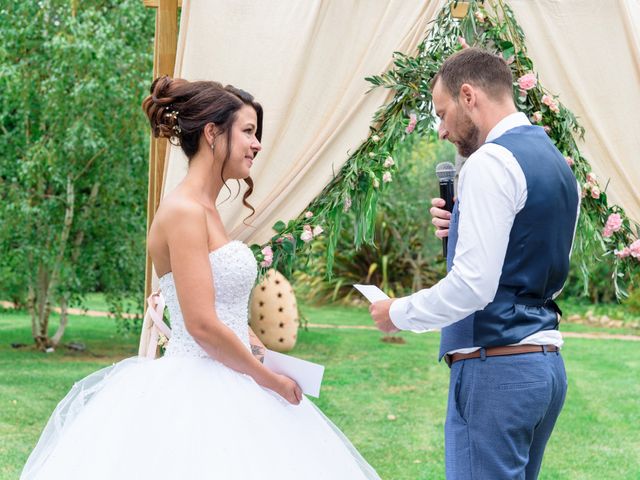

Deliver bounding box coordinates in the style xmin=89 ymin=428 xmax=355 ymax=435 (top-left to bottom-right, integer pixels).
xmin=22 ymin=241 xmax=380 ymax=479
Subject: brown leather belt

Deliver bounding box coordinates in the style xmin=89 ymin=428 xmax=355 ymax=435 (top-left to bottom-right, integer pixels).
xmin=445 ymin=344 xmax=559 ymax=368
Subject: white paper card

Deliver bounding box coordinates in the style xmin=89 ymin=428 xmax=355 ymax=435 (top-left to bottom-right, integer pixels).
xmin=353 ymin=284 xmax=390 ymax=303
xmin=353 ymin=284 xmax=433 ymax=334
xmin=263 ymin=349 xmax=325 ymax=398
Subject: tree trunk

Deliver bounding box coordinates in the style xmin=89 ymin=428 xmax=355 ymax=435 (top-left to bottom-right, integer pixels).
xmin=34 ymin=264 xmax=52 ymax=350
xmin=27 ymin=285 xmax=37 ymax=343
xmin=51 ymin=296 xmax=69 ymax=347
xmin=70 ymin=182 xmax=100 ymax=262
xmin=30 ymin=176 xmax=75 ymax=350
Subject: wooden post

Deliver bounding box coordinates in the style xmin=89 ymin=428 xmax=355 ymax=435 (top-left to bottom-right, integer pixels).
xmin=451 ymin=1 xmax=470 ymax=19
xmin=143 ymin=0 xmax=180 ymax=304
xmin=139 ymin=0 xmax=180 ymax=358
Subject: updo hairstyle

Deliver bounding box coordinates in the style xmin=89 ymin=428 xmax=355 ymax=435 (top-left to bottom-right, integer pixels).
xmin=142 ymin=76 xmax=262 ymax=216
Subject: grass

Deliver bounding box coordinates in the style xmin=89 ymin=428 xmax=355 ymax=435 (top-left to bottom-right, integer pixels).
xmin=68 ymin=292 xmax=141 ymax=317
xmin=302 ymin=300 xmax=640 ymax=337
xmin=1 ymin=302 xmax=639 ymax=479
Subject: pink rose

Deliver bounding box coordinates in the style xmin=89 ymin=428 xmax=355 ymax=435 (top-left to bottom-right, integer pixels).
xmin=531 ymin=111 xmax=542 ymax=124
xmin=277 ymin=233 xmax=295 ymax=244
xmin=542 ymin=94 xmax=559 ymax=114
xmin=300 ymin=226 xmax=313 ymax=243
xmin=405 ymin=113 xmax=417 ymax=134
xmin=458 ymin=36 xmax=469 ymax=49
xmin=260 ymin=246 xmax=273 ymax=268
xmin=605 ymin=213 xmax=623 ymax=234
xmin=383 ymin=157 xmax=395 ymax=168
xmin=312 ymin=225 xmax=324 ymax=237
xmin=260 ymin=257 xmax=273 ymax=268
xmin=629 ymin=239 xmax=640 ymax=258
xmin=565 ymin=156 xmax=574 ymax=167
xmin=304 ymin=211 xmax=313 ymax=219
xmin=543 ymin=125 xmax=552 ymax=134
xmin=591 ymin=186 xmax=601 ymax=199
xmin=586 ymin=172 xmax=597 ymax=185
xmin=517 ymin=73 xmax=537 ymax=91
xmin=614 ymin=247 xmax=631 ymax=259
xmin=382 ymin=171 xmax=392 ymax=183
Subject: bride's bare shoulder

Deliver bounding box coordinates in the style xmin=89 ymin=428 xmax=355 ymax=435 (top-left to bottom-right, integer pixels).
xmin=157 ymin=191 xmax=205 ymax=223
xmin=149 ymin=191 xmax=207 ymax=250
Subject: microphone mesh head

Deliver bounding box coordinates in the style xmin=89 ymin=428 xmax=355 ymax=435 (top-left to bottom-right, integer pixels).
xmin=435 ymin=162 xmax=456 ymax=182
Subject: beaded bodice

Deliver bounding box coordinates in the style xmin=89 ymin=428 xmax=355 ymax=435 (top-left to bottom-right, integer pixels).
xmin=158 ymin=241 xmax=257 ymax=358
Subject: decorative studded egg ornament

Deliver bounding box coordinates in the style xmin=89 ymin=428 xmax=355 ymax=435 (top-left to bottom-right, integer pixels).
xmin=249 ymin=269 xmax=299 ymax=352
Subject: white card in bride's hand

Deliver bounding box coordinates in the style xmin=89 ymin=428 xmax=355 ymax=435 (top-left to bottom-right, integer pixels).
xmin=353 ymin=284 xmax=390 ymax=303
xmin=264 ymin=350 xmax=325 ymax=398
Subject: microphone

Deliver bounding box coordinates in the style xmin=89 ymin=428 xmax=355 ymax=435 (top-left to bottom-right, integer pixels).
xmin=435 ymin=162 xmax=456 ymax=258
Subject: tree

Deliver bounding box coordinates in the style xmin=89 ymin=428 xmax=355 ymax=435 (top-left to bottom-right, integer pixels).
xmin=0 ymin=0 xmax=154 ymax=349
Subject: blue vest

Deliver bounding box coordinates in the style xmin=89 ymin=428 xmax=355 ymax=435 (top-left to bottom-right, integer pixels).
xmin=439 ymin=125 xmax=579 ymax=360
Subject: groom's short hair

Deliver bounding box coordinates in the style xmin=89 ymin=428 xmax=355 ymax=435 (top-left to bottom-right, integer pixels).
xmin=432 ymin=47 xmax=513 ymax=101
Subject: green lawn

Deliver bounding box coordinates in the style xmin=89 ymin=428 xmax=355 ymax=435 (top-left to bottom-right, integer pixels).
xmin=1 ymin=304 xmax=639 ymax=479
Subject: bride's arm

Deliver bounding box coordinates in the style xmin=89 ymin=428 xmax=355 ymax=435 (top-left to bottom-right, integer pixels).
xmin=165 ymin=201 xmax=301 ymax=404
xmin=248 ymin=327 xmax=266 ymax=363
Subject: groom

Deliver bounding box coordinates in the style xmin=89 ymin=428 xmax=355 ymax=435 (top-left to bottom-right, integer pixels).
xmin=369 ymin=48 xmax=579 ymax=479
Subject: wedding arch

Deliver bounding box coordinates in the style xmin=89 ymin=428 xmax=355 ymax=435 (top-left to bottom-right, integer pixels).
xmin=143 ymin=0 xmax=640 ymax=302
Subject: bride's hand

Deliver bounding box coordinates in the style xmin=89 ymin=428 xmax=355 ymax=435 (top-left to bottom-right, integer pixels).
xmin=273 ymin=374 xmax=303 ymax=405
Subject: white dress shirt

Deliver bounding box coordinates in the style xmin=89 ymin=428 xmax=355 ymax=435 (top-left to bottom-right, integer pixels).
xmin=390 ymin=112 xmax=580 ymax=355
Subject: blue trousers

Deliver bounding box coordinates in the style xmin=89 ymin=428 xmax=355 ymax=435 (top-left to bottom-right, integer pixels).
xmin=445 ymin=350 xmax=567 ymax=479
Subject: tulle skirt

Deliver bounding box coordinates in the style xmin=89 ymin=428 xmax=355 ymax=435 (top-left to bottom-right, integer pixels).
xmin=21 ymin=355 xmax=380 ymax=479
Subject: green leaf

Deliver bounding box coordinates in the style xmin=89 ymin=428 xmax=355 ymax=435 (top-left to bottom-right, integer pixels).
xmin=272 ymin=220 xmax=286 ymax=233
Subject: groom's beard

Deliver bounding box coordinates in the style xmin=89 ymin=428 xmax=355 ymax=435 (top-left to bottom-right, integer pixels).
xmin=455 ymin=111 xmax=482 ymax=158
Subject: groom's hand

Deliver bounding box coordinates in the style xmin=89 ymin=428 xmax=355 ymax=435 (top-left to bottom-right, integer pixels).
xmin=369 ymin=299 xmax=399 ymax=333
xmin=430 ymin=197 xmax=451 ymax=239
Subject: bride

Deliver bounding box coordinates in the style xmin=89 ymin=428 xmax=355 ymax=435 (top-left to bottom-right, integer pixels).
xmin=21 ymin=77 xmax=380 ymax=479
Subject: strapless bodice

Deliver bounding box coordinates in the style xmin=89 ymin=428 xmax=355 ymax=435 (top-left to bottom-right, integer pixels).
xmin=158 ymin=241 xmax=257 ymax=358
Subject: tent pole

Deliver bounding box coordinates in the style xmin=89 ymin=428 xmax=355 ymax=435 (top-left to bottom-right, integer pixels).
xmin=143 ymin=0 xmax=179 ymax=304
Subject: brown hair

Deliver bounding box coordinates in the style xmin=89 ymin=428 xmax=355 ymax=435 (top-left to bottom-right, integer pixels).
xmin=431 ymin=47 xmax=513 ymax=101
xmin=142 ymin=76 xmax=263 ymax=217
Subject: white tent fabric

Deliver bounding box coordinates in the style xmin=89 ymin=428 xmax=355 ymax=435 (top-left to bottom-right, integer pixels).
xmin=160 ymin=0 xmax=640 ymax=274
xmin=507 ymin=0 xmax=640 ymax=223
xmin=162 ymin=0 xmax=443 ymax=246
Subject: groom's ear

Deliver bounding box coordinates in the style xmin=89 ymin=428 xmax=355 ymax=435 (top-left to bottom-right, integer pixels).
xmin=459 ymin=84 xmax=477 ymax=109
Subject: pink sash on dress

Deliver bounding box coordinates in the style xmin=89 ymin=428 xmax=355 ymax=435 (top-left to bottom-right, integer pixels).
xmin=141 ymin=291 xmax=171 ymax=359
